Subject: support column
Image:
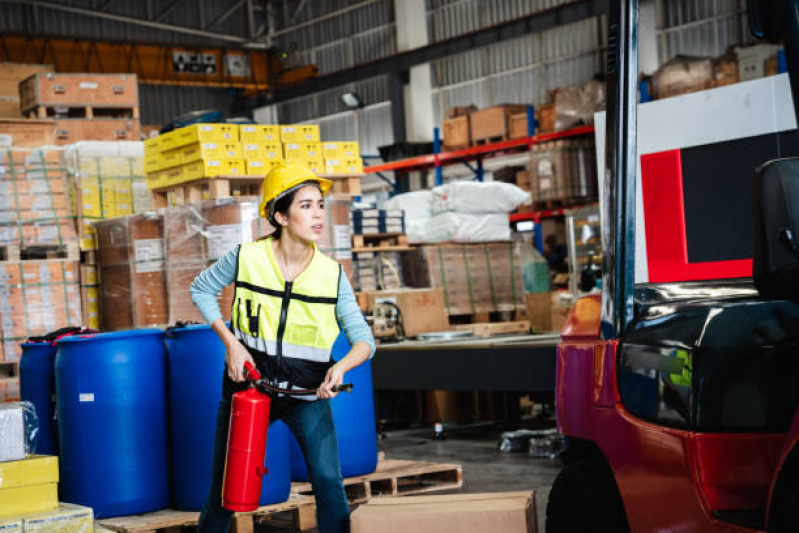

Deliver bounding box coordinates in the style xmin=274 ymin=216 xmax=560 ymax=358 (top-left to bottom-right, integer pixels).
xmin=394 ymin=0 xmax=435 ymax=142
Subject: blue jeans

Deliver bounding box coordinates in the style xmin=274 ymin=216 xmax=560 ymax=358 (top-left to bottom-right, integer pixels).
xmin=198 ymin=397 xmax=350 ymax=533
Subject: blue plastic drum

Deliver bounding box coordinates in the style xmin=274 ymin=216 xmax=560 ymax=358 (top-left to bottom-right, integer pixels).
xmin=289 ymin=332 xmax=378 ymax=480
xmin=20 ymin=341 xmax=59 ymax=455
xmin=165 ymin=323 xmax=290 ymax=510
xmin=55 ymin=329 xmax=169 ymax=518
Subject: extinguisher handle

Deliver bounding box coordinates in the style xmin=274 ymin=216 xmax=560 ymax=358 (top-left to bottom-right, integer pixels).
xmin=243 ymin=361 xmax=261 ymax=381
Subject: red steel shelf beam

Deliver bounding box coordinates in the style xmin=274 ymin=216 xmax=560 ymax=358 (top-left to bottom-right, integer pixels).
xmin=364 ymin=125 xmax=595 ymax=174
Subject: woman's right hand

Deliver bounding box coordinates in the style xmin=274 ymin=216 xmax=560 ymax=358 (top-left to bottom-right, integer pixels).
xmin=226 ymin=341 xmax=256 ymax=383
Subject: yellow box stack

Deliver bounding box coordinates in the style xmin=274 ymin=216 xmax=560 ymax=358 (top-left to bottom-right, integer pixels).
xmin=0 ymin=455 xmax=59 ymax=518
xmin=322 ymin=141 xmax=363 ymax=175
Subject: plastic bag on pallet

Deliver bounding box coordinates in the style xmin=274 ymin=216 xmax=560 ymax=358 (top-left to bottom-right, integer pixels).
xmin=431 ymin=181 xmax=529 ymax=215
xmin=420 ymin=212 xmax=510 ymax=243
xmin=383 ymin=190 xmax=434 ymax=243
xmin=0 ymin=401 xmax=39 ymax=461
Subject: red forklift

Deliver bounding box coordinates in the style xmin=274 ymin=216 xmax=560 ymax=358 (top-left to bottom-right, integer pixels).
xmin=546 ymin=0 xmax=799 ymax=531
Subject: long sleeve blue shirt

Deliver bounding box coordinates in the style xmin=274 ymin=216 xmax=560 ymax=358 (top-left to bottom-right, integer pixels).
xmin=189 ymin=244 xmax=375 ymax=358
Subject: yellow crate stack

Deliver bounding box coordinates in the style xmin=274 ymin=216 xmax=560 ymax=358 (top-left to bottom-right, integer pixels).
xmin=322 ymin=141 xmax=363 ymax=175
xmin=0 ymin=454 xmax=94 ymax=530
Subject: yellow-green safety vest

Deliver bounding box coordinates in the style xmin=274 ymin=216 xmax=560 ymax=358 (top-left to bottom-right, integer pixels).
xmin=231 ymin=237 xmax=341 ymax=398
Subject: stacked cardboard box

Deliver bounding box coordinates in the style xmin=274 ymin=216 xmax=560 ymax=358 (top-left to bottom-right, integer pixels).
xmin=351 ymin=209 xmax=405 ymax=235
xmin=527 ymin=139 xmax=597 ymax=206
xmin=19 ymin=73 xmax=140 ymax=144
xmin=65 ymin=141 xmax=150 ymax=243
xmin=94 ymin=214 xmax=167 ymax=330
xmin=0 ymin=147 xmax=77 ymax=250
xmin=163 ymin=199 xmax=259 ymax=323
xmin=403 ymin=242 xmax=525 ymax=316
xmin=322 ymin=140 xmax=362 ymax=175
xmin=0 ymin=260 xmax=82 ymax=360
xmin=240 ymin=124 xmax=284 ymax=175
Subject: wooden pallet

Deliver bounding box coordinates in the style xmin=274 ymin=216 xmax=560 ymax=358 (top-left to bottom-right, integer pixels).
xmin=0 ymin=240 xmax=79 ymax=262
xmin=352 ymin=233 xmax=409 ymax=251
xmin=452 ymin=320 xmax=531 ymax=337
xmin=149 ymin=176 xmax=263 ymax=208
xmin=293 ymin=459 xmax=462 ymax=503
xmin=97 ymin=459 xmax=462 ymax=533
xmin=27 ymin=104 xmax=139 ymax=120
xmin=473 ymin=135 xmax=508 ymax=146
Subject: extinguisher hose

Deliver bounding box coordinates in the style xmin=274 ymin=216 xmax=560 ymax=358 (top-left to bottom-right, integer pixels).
xmin=243 ymin=361 xmax=353 ymax=396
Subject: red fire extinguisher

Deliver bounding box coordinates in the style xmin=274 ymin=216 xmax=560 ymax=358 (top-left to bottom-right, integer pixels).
xmin=222 ymin=362 xmax=271 ymax=512
xmin=222 ymin=361 xmax=354 ymax=511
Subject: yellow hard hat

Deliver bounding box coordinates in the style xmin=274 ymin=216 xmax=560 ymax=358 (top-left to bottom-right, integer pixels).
xmin=259 ymin=161 xmax=333 ymax=219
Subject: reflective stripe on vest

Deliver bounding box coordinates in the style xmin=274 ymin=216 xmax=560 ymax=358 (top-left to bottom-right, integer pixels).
xmin=231 ymin=238 xmax=341 ymax=390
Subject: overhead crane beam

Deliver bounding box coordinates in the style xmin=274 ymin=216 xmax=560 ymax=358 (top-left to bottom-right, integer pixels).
xmin=0 ymin=34 xmax=318 ymax=93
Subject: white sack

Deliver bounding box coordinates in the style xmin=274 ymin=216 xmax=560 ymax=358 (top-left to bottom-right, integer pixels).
xmin=432 ymin=181 xmax=530 ymax=215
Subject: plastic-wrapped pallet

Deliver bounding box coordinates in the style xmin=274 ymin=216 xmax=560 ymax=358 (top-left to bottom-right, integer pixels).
xmin=64 ymin=141 xmax=150 ymax=244
xmin=0 ymin=260 xmax=81 ymax=361
xmin=402 ymin=242 xmax=524 ymax=316
xmin=0 ymin=147 xmax=77 ymax=250
xmin=0 ymin=402 xmax=37 ymax=462
xmin=352 ymin=251 xmax=403 ymax=292
xmin=383 ymin=191 xmax=433 ymax=243
xmin=94 ymin=213 xmax=167 ymax=330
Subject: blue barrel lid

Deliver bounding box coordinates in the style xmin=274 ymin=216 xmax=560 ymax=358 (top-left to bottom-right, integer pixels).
xmin=56 ymin=328 xmax=165 ymax=344
xmin=21 ymin=340 xmax=54 ymax=347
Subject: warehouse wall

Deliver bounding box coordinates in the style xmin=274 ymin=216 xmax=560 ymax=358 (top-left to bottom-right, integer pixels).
xmin=138 ymin=85 xmax=240 ymax=129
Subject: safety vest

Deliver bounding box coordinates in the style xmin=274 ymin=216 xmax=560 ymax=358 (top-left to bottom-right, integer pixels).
xmin=231 ymin=237 xmax=341 ymax=399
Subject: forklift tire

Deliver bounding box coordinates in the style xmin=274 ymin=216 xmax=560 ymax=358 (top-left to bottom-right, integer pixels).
xmin=546 ymin=459 xmax=630 ymax=533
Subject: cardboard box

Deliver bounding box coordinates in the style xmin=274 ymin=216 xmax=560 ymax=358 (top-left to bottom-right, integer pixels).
xmin=443 ymin=115 xmax=470 ymax=149
xmin=298 ymin=157 xmax=324 ymax=174
xmin=364 ymin=289 xmax=449 ymax=338
xmin=181 ymin=142 xmax=241 ymax=163
xmin=351 ymin=492 xmax=537 ymax=533
xmin=95 ymin=214 xmax=167 ymax=329
xmin=0 ymin=455 xmax=58 ymax=490
xmin=246 ymin=158 xmax=284 ymax=175
xmin=173 ymin=123 xmax=238 ymax=147
xmin=324 ymin=158 xmax=363 ymax=175
xmin=322 ymin=141 xmax=360 ymax=159
xmin=551 ymin=301 xmax=573 ymax=333
xmin=182 ymin=158 xmax=245 ymax=181
xmin=470 ymin=105 xmax=526 ymax=144
xmin=143 ymin=136 xmax=160 ymax=154
xmin=283 ymin=142 xmax=322 ymax=161
xmin=280 ymin=124 xmax=320 ymax=142
xmin=525 ymin=292 xmax=552 ymax=332
xmin=239 ymin=124 xmax=279 ymax=143
xmin=242 ymin=142 xmax=282 ymax=160
xmin=0 ymin=483 xmax=58 ymax=517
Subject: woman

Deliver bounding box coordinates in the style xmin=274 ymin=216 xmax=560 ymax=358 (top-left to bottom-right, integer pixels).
xmin=190 ymin=161 xmax=375 ymax=533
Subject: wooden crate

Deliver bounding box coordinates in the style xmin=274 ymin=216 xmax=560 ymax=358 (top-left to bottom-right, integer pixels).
xmin=0 ymin=118 xmax=56 ymax=147
xmin=20 ymin=73 xmax=139 ymax=113
xmin=352 ymin=233 xmax=410 ymax=252
xmin=53 ymin=118 xmax=140 ymax=145
xmin=470 ymin=104 xmax=526 ymax=144
xmin=537 ymin=103 xmax=556 ymax=133
xmin=442 ymin=115 xmax=470 ymax=150
xmin=325 ymin=174 xmax=362 ymax=196
xmin=0 ymin=63 xmax=53 ymax=117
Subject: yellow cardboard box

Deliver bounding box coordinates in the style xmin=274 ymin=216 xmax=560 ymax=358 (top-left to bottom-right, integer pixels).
xmin=159 ymin=148 xmax=182 ymax=170
xmin=240 ymin=125 xmax=280 ymax=143
xmin=161 ymin=166 xmax=186 ymax=186
xmin=143 ymin=136 xmax=160 ymax=155
xmin=158 ymin=130 xmax=177 ymax=151
xmin=174 ymin=124 xmax=238 ymax=147
xmin=324 ymin=158 xmax=364 ymax=175
xmin=182 ymin=159 xmax=246 ymax=181
xmin=322 ymin=142 xmax=360 ymax=159
xmin=181 ymin=142 xmax=242 ymax=163
xmin=144 ymin=153 xmax=160 ymax=173
xmin=242 ymin=143 xmax=283 ymax=160
xmin=283 ymin=142 xmax=322 ymax=161
xmin=0 ymin=484 xmax=58 ymax=517
xmin=280 ymin=124 xmax=320 ymax=142
xmin=0 ymin=456 xmax=58 ymax=490
xmin=299 ymin=157 xmax=324 ymax=174
xmin=245 ymin=158 xmax=284 ymax=175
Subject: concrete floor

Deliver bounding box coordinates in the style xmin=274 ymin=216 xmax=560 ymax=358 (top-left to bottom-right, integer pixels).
xmin=378 ymin=422 xmax=561 ymax=533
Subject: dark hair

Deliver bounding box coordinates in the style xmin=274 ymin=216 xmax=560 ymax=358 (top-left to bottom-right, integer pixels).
xmin=266 ymin=181 xmax=322 ymax=240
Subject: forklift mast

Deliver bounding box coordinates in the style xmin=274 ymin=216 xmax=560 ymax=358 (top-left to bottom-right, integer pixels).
xmin=602 ymin=0 xmax=799 ymax=339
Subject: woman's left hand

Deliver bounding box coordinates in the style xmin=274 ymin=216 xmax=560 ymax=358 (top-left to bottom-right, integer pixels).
xmin=318 ymin=363 xmax=345 ymax=399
